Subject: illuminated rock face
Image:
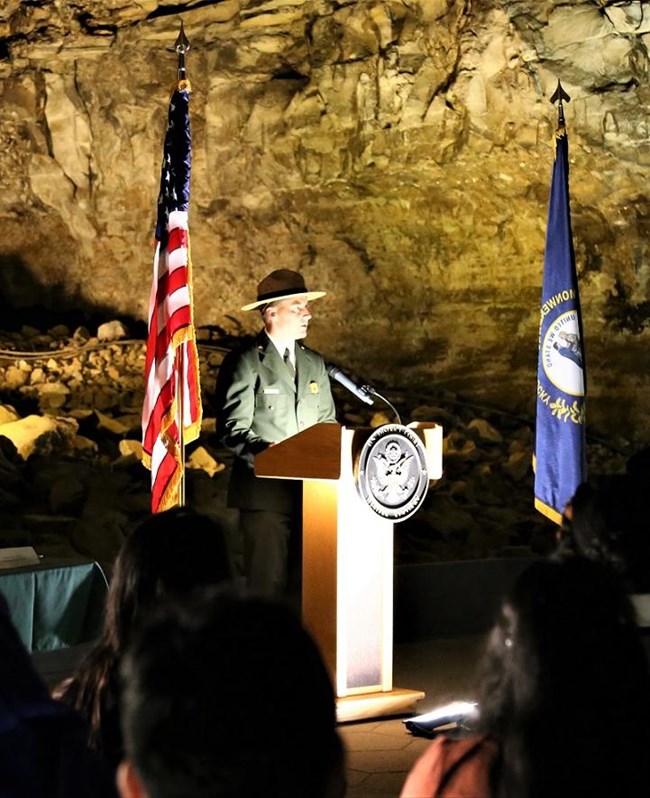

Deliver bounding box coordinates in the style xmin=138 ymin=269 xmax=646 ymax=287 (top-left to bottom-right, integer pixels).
xmin=1 ymin=0 xmax=649 ymax=438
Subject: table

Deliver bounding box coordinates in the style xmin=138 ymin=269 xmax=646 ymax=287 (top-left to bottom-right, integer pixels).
xmin=0 ymin=557 xmax=108 ymax=652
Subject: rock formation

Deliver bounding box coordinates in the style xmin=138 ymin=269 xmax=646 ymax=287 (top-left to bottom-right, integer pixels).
xmin=1 ymin=0 xmax=649 ymax=442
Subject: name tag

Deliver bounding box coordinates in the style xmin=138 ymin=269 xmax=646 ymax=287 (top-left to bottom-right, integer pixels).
xmin=262 ymin=388 xmax=280 ymax=395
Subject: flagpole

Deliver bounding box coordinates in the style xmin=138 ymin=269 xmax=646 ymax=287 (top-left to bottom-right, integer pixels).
xmin=550 ymin=79 xmax=571 ymax=129
xmin=175 ymin=22 xmax=190 ymax=508
xmin=175 ymin=21 xmax=190 ymax=82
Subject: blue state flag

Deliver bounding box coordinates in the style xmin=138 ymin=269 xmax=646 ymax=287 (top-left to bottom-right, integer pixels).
xmin=534 ymin=126 xmax=586 ymax=523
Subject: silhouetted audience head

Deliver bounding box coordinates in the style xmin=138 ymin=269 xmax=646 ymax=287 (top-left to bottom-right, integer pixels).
xmin=0 ymin=593 xmax=116 ymax=797
xmin=563 ymin=474 xmax=650 ymax=593
xmin=476 ymin=556 xmax=650 ymax=798
xmin=626 ymin=445 xmax=650 ymax=486
xmin=118 ymin=589 xmax=345 ymax=798
xmin=103 ymin=507 xmax=232 ymax=652
xmin=58 ymin=507 xmax=232 ymax=771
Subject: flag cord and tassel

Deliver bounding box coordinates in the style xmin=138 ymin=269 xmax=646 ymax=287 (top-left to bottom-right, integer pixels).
xmin=174 ymin=20 xmax=190 ymax=510
xmin=176 ymin=346 xmax=186 ymax=507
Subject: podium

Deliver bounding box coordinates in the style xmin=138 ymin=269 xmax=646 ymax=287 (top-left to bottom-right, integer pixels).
xmin=255 ymin=421 xmax=443 ymax=722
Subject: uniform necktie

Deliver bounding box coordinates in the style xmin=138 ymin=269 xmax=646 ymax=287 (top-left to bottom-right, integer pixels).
xmin=283 ymin=347 xmax=295 ymax=380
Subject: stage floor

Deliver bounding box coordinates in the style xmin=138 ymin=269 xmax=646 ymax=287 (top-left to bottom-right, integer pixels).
xmin=340 ymin=635 xmax=484 ymax=797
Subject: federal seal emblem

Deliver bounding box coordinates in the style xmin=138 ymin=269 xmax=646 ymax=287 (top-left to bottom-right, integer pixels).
xmin=355 ymin=424 xmax=429 ymax=522
xmin=541 ymin=310 xmax=584 ymax=397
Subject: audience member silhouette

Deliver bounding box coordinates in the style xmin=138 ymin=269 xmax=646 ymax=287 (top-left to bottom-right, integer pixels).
xmin=401 ymin=556 xmax=650 ymax=798
xmin=0 ymin=592 xmax=116 ymax=797
xmin=626 ymin=445 xmax=650 ymax=487
xmin=57 ymin=507 xmax=232 ymax=773
xmin=117 ymin=588 xmax=346 ymax=798
xmin=563 ymin=474 xmax=650 ymax=594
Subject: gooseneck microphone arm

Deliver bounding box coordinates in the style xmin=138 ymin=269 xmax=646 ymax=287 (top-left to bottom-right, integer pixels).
xmin=326 ymin=363 xmax=402 ymax=425
xmin=326 ymin=363 xmax=374 ymax=405
xmin=367 ymin=387 xmax=402 ymax=426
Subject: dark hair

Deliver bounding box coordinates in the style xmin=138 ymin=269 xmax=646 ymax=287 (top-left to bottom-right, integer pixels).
xmin=566 ymin=475 xmax=650 ymax=593
xmin=120 ymin=589 xmax=345 ymax=798
xmin=476 ymin=556 xmax=650 ymax=798
xmin=58 ymin=507 xmax=232 ymax=768
xmin=626 ymin=446 xmax=650 ymax=482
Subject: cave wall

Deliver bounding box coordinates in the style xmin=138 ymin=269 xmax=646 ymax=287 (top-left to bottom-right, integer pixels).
xmin=1 ymin=0 xmax=650 ymax=440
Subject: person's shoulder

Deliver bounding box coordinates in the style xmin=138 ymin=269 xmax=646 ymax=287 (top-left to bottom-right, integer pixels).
xmin=415 ymin=734 xmax=493 ymax=770
xmin=221 ymin=333 xmax=266 ymax=366
xmin=439 ymin=734 xmax=498 ymax=767
xmin=400 ymin=735 xmax=496 ymax=798
xmin=297 ymin=342 xmax=326 ymax=365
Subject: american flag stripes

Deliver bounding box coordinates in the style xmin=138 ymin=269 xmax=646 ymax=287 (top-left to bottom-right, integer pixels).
xmin=142 ymin=80 xmax=202 ymax=513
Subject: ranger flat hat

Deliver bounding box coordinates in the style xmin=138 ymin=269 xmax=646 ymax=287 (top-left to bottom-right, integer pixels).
xmin=241 ymin=269 xmax=326 ymax=311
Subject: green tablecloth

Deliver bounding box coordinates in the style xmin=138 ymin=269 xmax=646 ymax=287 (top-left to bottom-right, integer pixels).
xmin=0 ymin=557 xmax=108 ymax=652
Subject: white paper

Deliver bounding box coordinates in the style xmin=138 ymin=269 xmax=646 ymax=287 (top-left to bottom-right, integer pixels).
xmin=0 ymin=546 xmax=40 ymax=570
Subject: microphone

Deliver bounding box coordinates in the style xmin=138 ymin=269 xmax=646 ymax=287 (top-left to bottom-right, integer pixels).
xmin=326 ymin=363 xmax=375 ymax=406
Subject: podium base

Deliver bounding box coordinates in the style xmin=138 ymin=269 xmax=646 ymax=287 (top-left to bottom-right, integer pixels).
xmin=336 ymin=687 xmax=425 ymax=723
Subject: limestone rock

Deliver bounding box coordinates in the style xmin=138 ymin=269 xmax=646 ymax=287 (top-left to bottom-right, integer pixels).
xmin=503 ymin=450 xmax=531 ymax=482
xmin=186 ymin=446 xmax=225 ymax=478
xmin=95 ymin=410 xmax=129 ymax=435
xmin=30 ymin=368 xmax=45 ymax=385
xmin=71 ymin=435 xmax=99 ymax=454
xmin=118 ymin=439 xmax=144 ymax=461
xmin=73 ymin=326 xmax=92 ymax=344
xmin=200 ymin=417 xmax=217 ymax=434
xmin=0 ymin=432 xmax=18 ymax=472
xmin=0 ymin=415 xmax=79 ymax=459
xmin=370 ymin=411 xmax=391 ymax=428
xmin=68 ymin=408 xmax=95 ymax=420
xmin=0 ymin=404 xmax=20 ymax=425
xmin=94 ymin=388 xmax=118 ymax=411
xmin=47 ymin=325 xmax=70 ymax=340
xmin=444 ymin=432 xmax=479 ymax=461
xmin=37 ymin=381 xmax=70 ymax=411
xmin=115 ymin=414 xmax=142 ymax=434
xmin=3 ymin=367 xmax=28 ymax=390
xmin=97 ymin=321 xmax=129 ymax=342
xmin=467 ymin=418 xmax=503 ymax=444
xmin=20 ymin=326 xmax=40 ymax=340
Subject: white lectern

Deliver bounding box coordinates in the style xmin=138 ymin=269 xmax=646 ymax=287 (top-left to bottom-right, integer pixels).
xmin=255 ymin=421 xmax=443 ymax=721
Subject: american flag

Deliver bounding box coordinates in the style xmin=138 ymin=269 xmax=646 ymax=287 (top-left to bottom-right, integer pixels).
xmin=142 ymin=80 xmax=202 ymax=513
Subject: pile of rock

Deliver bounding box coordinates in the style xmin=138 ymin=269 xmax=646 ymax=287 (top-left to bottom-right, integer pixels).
xmin=0 ymin=321 xmax=629 ymax=572
xmin=0 ymin=321 xmax=230 ymax=572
